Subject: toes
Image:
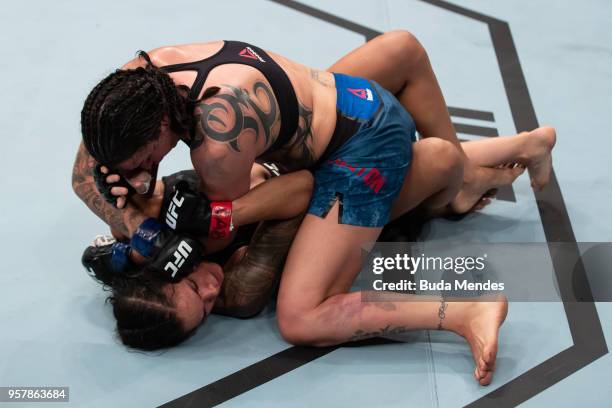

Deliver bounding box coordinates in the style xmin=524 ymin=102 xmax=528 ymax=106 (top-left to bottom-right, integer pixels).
xmin=473 ymin=197 xmax=492 ymax=211
xmin=510 ymin=166 xmax=526 ymax=180
xmin=474 ymin=365 xmax=493 ymax=386
xmin=484 ymin=188 xmax=498 ymax=198
xmin=479 ymin=371 xmax=493 ymax=386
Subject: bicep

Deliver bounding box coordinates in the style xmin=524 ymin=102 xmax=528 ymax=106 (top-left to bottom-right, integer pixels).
xmin=192 ymin=147 xmax=253 ymax=200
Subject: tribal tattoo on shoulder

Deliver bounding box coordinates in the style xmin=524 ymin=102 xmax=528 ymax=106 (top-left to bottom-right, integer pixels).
xmin=281 ymin=101 xmax=316 ymax=166
xmin=193 ymin=81 xmax=278 ymax=152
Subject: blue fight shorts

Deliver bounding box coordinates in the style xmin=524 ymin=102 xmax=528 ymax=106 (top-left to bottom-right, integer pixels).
xmin=308 ymin=73 xmax=416 ymax=227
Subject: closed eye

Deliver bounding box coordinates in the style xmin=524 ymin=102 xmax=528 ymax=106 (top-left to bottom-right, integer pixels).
xmin=186 ymin=277 xmax=200 ymax=295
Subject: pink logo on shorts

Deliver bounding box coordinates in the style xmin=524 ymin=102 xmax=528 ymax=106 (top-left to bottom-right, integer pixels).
xmin=347 ymin=88 xmax=374 ymax=101
xmin=329 ymin=158 xmax=386 ymax=193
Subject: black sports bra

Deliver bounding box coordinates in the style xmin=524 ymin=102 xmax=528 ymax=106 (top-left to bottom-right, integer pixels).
xmin=160 ymin=41 xmax=299 ymax=153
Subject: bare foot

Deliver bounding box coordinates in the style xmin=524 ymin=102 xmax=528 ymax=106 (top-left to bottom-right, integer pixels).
xmin=456 ymin=296 xmax=508 ymax=386
xmin=472 ymin=196 xmax=493 ymax=211
xmin=422 ymin=189 xmax=496 ymax=219
xmin=451 ymin=165 xmax=525 ymax=214
xmin=520 ymin=126 xmax=556 ymax=190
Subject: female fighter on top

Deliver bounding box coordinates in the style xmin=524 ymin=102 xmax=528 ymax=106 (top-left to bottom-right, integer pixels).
xmin=73 ymin=31 xmax=556 ymax=385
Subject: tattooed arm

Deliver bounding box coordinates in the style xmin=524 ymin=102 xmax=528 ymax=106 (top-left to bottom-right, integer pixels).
xmin=71 ymin=142 xmax=147 ymax=237
xmin=190 ymin=80 xmax=280 ymax=201
xmin=213 ymin=214 xmax=304 ymax=318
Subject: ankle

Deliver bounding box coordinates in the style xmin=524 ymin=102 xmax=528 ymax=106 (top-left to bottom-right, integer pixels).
xmin=516 ymin=132 xmax=534 ymax=163
xmin=440 ymin=301 xmax=472 ymax=336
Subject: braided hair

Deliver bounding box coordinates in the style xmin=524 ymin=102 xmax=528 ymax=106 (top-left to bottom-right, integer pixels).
xmin=108 ymin=266 xmax=198 ymax=351
xmin=81 ymin=51 xmax=194 ymax=167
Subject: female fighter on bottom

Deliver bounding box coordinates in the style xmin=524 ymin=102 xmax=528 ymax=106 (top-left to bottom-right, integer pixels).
xmin=85 ymin=131 xmax=553 ymax=386
xmin=75 ymin=31 xmax=555 ymax=386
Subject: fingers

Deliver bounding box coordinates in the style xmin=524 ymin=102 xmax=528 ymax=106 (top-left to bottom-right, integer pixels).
xmin=102 ymin=168 xmax=130 ymax=198
xmin=106 ymin=174 xmax=121 ymax=184
xmin=116 ymin=196 xmax=126 ymax=209
xmin=110 ymin=186 xmax=129 ymax=196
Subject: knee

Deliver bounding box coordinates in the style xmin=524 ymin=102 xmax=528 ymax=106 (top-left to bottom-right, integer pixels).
xmin=276 ymin=301 xmax=316 ymax=345
xmin=424 ymin=138 xmax=464 ymax=180
xmin=381 ymin=30 xmax=427 ymax=69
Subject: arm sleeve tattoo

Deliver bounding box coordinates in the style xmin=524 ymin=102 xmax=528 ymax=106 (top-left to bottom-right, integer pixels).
xmin=213 ymin=213 xmax=304 ymax=318
xmin=71 ymin=143 xmax=143 ymax=237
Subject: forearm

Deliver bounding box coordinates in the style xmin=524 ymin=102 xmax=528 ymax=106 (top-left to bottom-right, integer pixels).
xmin=213 ymin=213 xmax=304 ymax=317
xmin=231 ymin=170 xmax=313 ymax=227
xmin=71 ymin=142 xmax=146 ymax=237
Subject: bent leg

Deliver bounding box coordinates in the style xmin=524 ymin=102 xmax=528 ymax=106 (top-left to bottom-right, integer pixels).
xmin=328 ymin=30 xmax=551 ymax=209
xmin=389 ymin=137 xmax=463 ymax=219
xmin=276 ymin=203 xmax=508 ymax=385
xmin=461 ymin=127 xmax=556 ymax=190
xmin=329 ymin=30 xmax=455 ymax=143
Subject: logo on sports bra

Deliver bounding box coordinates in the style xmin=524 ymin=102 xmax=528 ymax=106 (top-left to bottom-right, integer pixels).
xmin=347 ymin=88 xmax=374 ymax=101
xmin=239 ymin=47 xmax=266 ymax=63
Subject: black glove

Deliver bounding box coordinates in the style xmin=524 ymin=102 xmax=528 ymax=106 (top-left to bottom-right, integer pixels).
xmin=131 ymin=218 xmax=203 ymax=281
xmin=161 ymin=180 xmax=213 ymax=235
xmin=93 ymin=164 xmax=136 ymax=207
xmin=161 ymin=170 xmax=200 ymax=198
xmin=81 ymin=235 xmax=133 ymax=285
xmin=161 ymin=171 xmax=233 ymax=239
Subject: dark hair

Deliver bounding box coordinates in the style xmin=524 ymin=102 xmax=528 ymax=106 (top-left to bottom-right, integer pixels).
xmin=107 ymin=266 xmax=198 ymax=351
xmin=81 ymin=51 xmax=194 ymax=167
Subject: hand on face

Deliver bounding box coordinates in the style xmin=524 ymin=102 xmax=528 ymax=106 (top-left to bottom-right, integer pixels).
xmin=106 ymin=130 xmax=179 ymax=208
xmin=97 ymin=165 xmax=154 ymax=209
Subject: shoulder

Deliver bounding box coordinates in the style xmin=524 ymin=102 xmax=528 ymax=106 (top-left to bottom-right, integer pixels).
xmin=120 ymin=42 xmax=225 ymax=70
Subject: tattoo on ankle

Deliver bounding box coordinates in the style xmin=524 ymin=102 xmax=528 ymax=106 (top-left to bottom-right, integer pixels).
xmin=437 ymin=299 xmax=448 ymax=330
